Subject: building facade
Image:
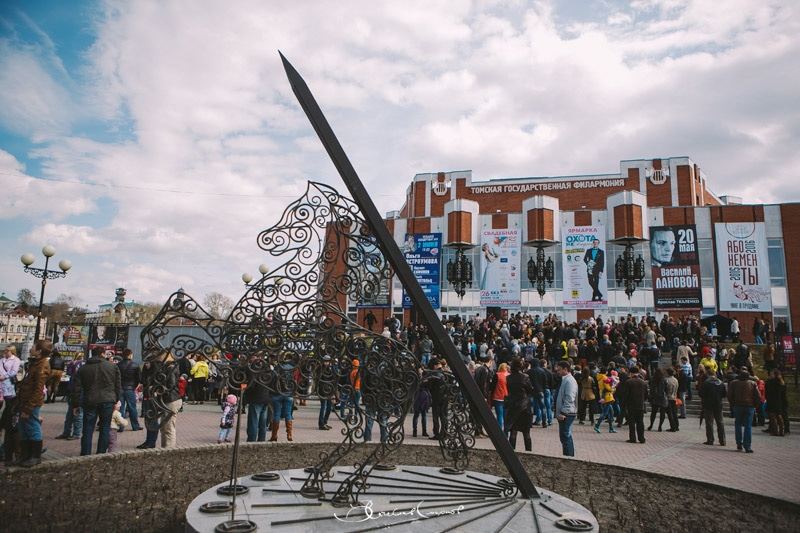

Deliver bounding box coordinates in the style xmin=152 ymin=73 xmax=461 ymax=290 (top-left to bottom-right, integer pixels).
xmin=351 ymin=156 xmax=797 ymax=342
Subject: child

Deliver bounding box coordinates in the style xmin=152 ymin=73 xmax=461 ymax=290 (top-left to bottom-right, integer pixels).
xmin=0 ymin=396 xmax=20 ymax=465
xmin=108 ymin=401 xmax=129 ymax=452
xmin=218 ymin=394 xmax=237 ymax=443
xmin=178 ymin=375 xmax=188 ymax=412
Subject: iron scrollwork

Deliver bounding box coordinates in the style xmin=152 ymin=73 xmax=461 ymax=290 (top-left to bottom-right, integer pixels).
xmin=140 ymin=182 xmax=475 ymax=506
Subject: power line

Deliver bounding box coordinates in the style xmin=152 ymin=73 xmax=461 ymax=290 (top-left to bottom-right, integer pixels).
xmin=0 ymin=171 xmax=400 ymax=198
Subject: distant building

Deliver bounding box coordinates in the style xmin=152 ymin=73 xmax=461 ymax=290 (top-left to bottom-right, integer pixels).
xmin=345 ymin=156 xmax=796 ymax=341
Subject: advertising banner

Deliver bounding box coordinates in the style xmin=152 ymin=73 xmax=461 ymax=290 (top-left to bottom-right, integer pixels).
xmin=402 ymin=233 xmax=441 ymax=309
xmin=562 ymin=226 xmax=607 ymax=310
xmin=53 ymin=324 xmax=90 ymax=360
xmin=780 ymin=335 xmax=797 ymax=373
xmin=650 ymin=224 xmax=703 ymax=311
xmin=89 ymin=325 xmax=129 ymax=356
xmin=479 ymin=229 xmax=521 ymax=307
xmin=715 ymin=222 xmax=772 ymax=312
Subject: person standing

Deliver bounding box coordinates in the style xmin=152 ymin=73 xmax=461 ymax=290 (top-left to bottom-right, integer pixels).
xmin=13 ymin=340 xmax=51 ymax=467
xmin=412 ymin=366 xmax=431 ymax=437
xmin=647 ymin=368 xmax=669 ymax=431
xmin=425 ymin=358 xmax=448 ymax=440
xmin=244 ymin=353 xmax=272 ymax=441
xmin=419 ymin=334 xmax=434 ymax=367
xmin=490 ymin=362 xmax=510 ymax=435
xmin=156 ymin=353 xmax=182 ymax=449
xmin=593 ymin=367 xmax=617 ymax=434
xmin=764 ymin=369 xmax=787 ymax=436
xmin=620 ymin=366 xmax=648 ymax=444
xmin=364 ymin=310 xmax=377 ymax=332
xmin=189 ymin=354 xmax=210 ymax=404
xmin=44 ymin=348 xmax=65 ymax=403
xmin=554 ymin=360 xmax=578 ymax=456
xmin=0 ymin=346 xmax=21 ymax=404
xmin=71 ymin=346 xmax=121 ymax=456
xmin=727 ymin=367 xmax=761 ymax=453
xmin=472 ymin=355 xmax=493 ymax=437
xmin=505 ymin=357 xmax=534 ymax=452
xmin=269 ymin=358 xmax=295 ymax=442
xmin=316 ymin=355 xmax=335 ymax=431
xmin=577 ymin=366 xmax=596 ymax=426
xmin=117 ymin=349 xmax=143 ymax=431
xmin=698 ymin=366 xmax=725 ymax=445
xmin=55 ymin=354 xmax=84 ymax=440
xmin=664 ymin=367 xmax=679 ymax=432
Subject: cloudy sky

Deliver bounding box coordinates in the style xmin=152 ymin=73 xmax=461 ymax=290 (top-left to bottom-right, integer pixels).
xmin=1 ymin=0 xmax=798 ymax=310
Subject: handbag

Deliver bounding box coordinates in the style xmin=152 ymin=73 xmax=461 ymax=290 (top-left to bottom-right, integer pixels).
xmin=676 ymin=398 xmax=683 ymax=406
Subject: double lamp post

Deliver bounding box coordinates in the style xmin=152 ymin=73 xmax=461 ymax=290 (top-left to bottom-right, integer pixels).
xmin=20 ymin=245 xmax=71 ymax=341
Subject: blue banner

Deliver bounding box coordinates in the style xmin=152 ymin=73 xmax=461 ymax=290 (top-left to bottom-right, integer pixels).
xmin=402 ymin=233 xmax=441 ymax=309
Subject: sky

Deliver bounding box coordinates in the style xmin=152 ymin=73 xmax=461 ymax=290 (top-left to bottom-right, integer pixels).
xmin=1 ymin=0 xmax=798 ymax=311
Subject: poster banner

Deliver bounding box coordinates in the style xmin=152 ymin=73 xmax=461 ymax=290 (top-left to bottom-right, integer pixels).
xmin=402 ymin=233 xmax=441 ymax=309
xmin=89 ymin=325 xmax=129 ymax=356
xmin=780 ymin=335 xmax=797 ymax=373
xmin=479 ymin=229 xmax=521 ymax=307
xmin=562 ymin=226 xmax=607 ymax=310
xmin=650 ymin=224 xmax=703 ymax=311
xmin=715 ymin=222 xmax=772 ymax=312
xmin=53 ymin=324 xmax=90 ymax=360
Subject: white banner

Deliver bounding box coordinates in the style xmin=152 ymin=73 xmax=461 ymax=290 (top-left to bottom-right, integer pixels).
xmin=562 ymin=226 xmax=607 ymax=310
xmin=715 ymin=222 xmax=772 ymax=312
xmin=479 ymin=229 xmax=521 ymax=307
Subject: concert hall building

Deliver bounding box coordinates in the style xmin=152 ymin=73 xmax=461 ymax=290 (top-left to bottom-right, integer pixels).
xmin=355 ymin=156 xmax=799 ymax=343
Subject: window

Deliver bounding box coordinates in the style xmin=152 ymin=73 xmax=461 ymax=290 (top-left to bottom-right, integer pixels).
xmin=768 ymin=239 xmax=786 ymax=287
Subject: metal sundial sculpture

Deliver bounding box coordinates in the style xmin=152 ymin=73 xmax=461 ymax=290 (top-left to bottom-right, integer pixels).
xmin=144 ymin=53 xmax=598 ymax=532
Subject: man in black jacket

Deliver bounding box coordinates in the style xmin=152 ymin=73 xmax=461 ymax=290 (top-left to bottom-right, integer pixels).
xmin=699 ymin=368 xmax=727 ymax=446
xmin=620 ymin=366 xmax=648 ymax=443
xmin=71 ymin=346 xmax=121 ymax=455
xmin=117 ymin=349 xmax=142 ymax=431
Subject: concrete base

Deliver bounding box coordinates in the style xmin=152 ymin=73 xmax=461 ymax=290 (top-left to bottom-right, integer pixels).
xmin=186 ymin=466 xmax=598 ymax=532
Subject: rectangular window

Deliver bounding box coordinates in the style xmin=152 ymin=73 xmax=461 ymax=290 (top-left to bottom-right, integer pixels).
xmin=768 ymin=239 xmax=786 ymax=287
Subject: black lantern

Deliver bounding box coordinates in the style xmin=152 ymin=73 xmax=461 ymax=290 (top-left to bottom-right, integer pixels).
xmin=615 ymin=243 xmax=645 ymax=298
xmin=446 ymin=247 xmax=473 ymax=299
xmin=527 ymin=245 xmax=554 ymax=298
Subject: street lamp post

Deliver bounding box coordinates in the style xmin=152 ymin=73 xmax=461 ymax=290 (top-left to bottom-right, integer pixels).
xmin=614 ymin=243 xmax=646 ymax=299
xmin=242 ymin=264 xmax=271 ymax=287
xmin=21 ymin=245 xmax=71 ymax=341
xmin=526 ymin=245 xmax=555 ymax=299
xmin=446 ymin=247 xmax=473 ymax=322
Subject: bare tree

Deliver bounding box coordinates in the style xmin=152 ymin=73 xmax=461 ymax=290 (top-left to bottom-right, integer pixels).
xmin=203 ymin=292 xmax=234 ymax=319
xmin=17 ymin=288 xmax=37 ymax=312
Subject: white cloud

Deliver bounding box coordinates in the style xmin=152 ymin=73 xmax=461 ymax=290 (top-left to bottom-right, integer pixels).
xmin=0 ymin=0 xmax=798 ymax=307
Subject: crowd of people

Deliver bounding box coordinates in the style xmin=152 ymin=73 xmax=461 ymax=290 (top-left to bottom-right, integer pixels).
xmin=0 ymin=310 xmax=792 ymax=465
xmin=398 ymin=310 xmax=791 ymax=456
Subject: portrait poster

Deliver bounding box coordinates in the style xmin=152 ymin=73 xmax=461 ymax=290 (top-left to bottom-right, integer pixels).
xmin=650 ymin=224 xmax=703 ymax=311
xmin=89 ymin=325 xmax=130 ymax=356
xmin=402 ymin=233 xmax=441 ymax=309
xmin=715 ymin=222 xmax=772 ymax=312
xmin=479 ymin=229 xmax=521 ymax=307
xmin=562 ymin=226 xmax=607 ymax=310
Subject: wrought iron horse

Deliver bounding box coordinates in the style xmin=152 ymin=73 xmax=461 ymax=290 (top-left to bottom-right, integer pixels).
xmin=140 ymin=181 xmax=475 ymax=506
